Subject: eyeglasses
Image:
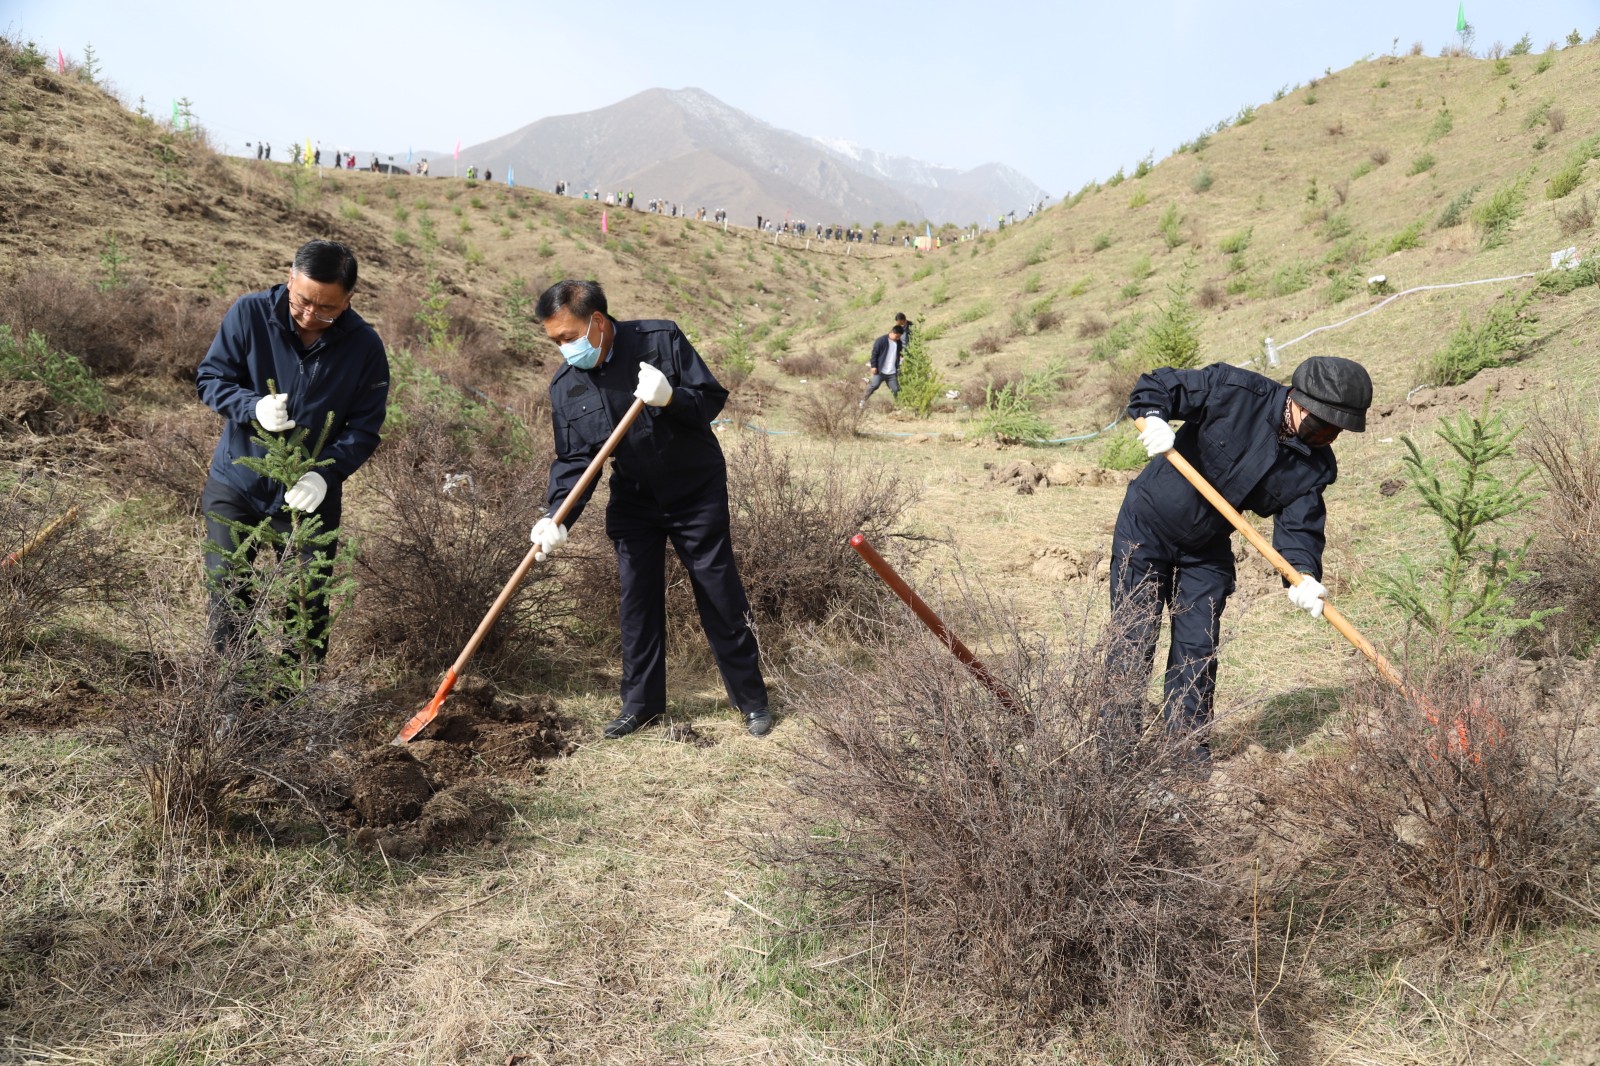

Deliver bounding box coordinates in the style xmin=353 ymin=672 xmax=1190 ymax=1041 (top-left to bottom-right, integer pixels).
xmin=287 ymin=288 xmax=345 ymax=324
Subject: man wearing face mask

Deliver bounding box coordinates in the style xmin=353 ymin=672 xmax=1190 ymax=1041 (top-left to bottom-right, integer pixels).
xmin=1102 ymin=356 xmax=1372 ymax=766
xmin=529 ymin=279 xmax=772 ymax=738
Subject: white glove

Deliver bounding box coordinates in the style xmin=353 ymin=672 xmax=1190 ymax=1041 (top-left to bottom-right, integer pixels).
xmin=530 ymin=517 xmax=568 ymax=562
xmin=284 ymin=471 xmax=327 ymax=512
xmin=1286 ymin=575 xmax=1327 ymax=618
xmin=1137 ymin=416 xmax=1175 ymax=457
xmin=254 ymin=393 xmax=296 ymax=432
xmin=634 ymin=363 xmax=673 ymax=407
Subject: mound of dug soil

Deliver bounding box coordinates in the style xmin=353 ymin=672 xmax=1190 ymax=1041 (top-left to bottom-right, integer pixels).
xmin=344 ymin=679 xmax=572 ymax=857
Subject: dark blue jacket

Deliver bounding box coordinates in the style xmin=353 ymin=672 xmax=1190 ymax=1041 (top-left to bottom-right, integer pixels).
xmin=196 ymin=285 xmax=390 ymax=513
xmin=867 ymin=333 xmax=902 ymax=373
xmin=1124 ymin=362 xmax=1337 ymax=579
xmin=545 ymin=319 xmax=728 ymax=527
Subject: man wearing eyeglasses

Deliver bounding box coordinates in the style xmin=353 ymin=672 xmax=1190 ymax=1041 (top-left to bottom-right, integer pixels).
xmin=196 ymin=239 xmax=390 ymax=663
xmin=528 ymin=279 xmax=772 ymax=739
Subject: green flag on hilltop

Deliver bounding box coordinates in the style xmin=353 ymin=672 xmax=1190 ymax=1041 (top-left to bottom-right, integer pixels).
xmin=1456 ymin=2 xmax=1466 ymax=32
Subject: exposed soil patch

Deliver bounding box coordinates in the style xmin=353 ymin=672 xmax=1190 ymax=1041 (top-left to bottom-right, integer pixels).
xmin=342 ymin=678 xmax=573 ymax=856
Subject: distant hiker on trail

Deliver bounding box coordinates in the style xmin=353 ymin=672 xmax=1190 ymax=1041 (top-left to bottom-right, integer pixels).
xmin=529 ymin=279 xmax=773 ymax=740
xmin=484 ymin=169 xmax=492 ymax=182
xmin=627 ymin=190 xmax=635 ymax=209
xmin=195 ymin=240 xmax=390 ymax=666
xmin=264 ymin=142 xmax=271 ymax=160
xmin=313 ymin=147 xmax=321 ymax=166
xmin=1101 ymin=356 xmax=1373 ymax=768
xmin=466 ymin=164 xmax=477 ymax=180
xmin=859 ymin=324 xmax=905 ymax=409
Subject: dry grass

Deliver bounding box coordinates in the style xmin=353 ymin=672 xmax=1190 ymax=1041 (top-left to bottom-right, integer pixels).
xmin=5 ymin=29 xmax=1600 ymax=1065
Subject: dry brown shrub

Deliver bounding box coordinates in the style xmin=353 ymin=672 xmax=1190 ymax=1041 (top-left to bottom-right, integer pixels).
xmin=117 ymin=405 xmax=216 ymax=517
xmin=567 ymin=433 xmax=921 ymax=662
xmin=1547 ymin=107 xmax=1567 ymax=133
xmin=0 ymin=271 xmax=153 ymax=374
xmin=118 ymin=590 xmax=382 ymax=835
xmin=0 ymin=269 xmax=224 ymax=381
xmin=1370 ymin=146 xmax=1391 ymax=165
xmin=1326 ymin=120 xmax=1346 ymax=137
xmin=1332 ymin=178 xmax=1350 ymax=206
xmin=139 ymin=290 xmax=228 ymax=380
xmin=1196 ymin=280 xmax=1225 ymax=309
xmin=769 ymin=596 xmax=1289 ymax=1052
xmin=1033 ymin=308 xmax=1062 ymax=332
xmin=343 ymin=404 xmax=564 ymax=680
xmin=1519 ymin=400 xmax=1600 ymax=651
xmin=1077 ymin=313 xmax=1111 ymax=339
xmin=971 ymin=328 xmax=1007 ymax=355
xmin=1272 ymin=658 xmax=1600 ymax=942
xmin=1556 ymin=192 xmax=1595 ymax=236
xmin=0 ymin=482 xmax=128 ymax=656
xmin=776 ymin=348 xmax=831 ymax=378
xmin=794 ymin=380 xmax=863 ymax=438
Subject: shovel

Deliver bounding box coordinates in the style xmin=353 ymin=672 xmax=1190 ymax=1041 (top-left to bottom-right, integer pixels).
xmin=1134 ymin=418 xmax=1408 ymax=694
xmin=390 ymin=397 xmax=646 ymax=745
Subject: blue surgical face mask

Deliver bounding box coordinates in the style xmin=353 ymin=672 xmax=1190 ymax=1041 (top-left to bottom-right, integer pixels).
xmin=559 ymin=316 xmax=603 ymax=369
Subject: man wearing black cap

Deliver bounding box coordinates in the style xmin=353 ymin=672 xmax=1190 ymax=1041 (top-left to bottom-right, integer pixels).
xmin=1102 ymin=356 xmax=1372 ymax=765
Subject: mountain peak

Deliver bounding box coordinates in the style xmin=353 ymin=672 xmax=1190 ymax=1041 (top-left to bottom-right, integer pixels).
xmin=455 ymin=87 xmax=1044 ymax=224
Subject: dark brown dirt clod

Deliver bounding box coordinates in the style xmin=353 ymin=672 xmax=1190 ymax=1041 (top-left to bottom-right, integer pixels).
xmin=351 ymin=747 xmax=432 ymax=826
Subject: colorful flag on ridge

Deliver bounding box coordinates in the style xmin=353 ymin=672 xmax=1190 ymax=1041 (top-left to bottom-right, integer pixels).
xmin=304 ymin=136 xmax=312 ymax=168
xmin=57 ymin=48 xmax=65 ymax=74
xmin=171 ymin=100 xmax=179 ymax=127
xmin=601 ymin=209 xmax=608 ymax=235
xmin=507 ymin=167 xmax=514 ymax=188
xmin=1456 ymin=2 xmax=1466 ymax=32
xmin=454 ymin=139 xmax=460 ymax=160
xmin=407 ymin=146 xmax=413 ymax=163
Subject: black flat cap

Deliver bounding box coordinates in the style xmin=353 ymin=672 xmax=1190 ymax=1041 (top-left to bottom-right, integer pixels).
xmin=1292 ymin=356 xmax=1372 ymax=432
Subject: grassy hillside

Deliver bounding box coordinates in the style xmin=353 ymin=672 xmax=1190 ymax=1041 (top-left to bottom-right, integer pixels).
xmin=3 ymin=32 xmax=1600 ymax=1066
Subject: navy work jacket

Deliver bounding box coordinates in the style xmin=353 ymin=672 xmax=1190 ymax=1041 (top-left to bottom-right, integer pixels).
xmin=867 ymin=333 xmax=900 ymax=373
xmin=1125 ymin=362 xmax=1338 ymax=579
xmin=196 ymin=285 xmax=390 ymax=514
xmin=545 ymin=319 xmax=728 ymax=527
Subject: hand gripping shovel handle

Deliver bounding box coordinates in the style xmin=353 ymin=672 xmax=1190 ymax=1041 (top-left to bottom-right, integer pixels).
xmin=391 ymin=397 xmax=648 ymax=745
xmin=1134 ymin=418 xmax=1408 ymax=695
xmin=849 ymin=533 xmax=1026 ymax=717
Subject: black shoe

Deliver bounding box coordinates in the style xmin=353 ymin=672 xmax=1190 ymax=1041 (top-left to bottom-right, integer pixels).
xmin=743 ymin=709 xmax=773 ymax=737
xmin=603 ymin=710 xmax=662 ymax=739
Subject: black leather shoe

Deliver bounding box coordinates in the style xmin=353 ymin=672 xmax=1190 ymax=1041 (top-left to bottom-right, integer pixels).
xmin=743 ymin=709 xmax=773 ymax=737
xmin=603 ymin=710 xmax=662 ymax=739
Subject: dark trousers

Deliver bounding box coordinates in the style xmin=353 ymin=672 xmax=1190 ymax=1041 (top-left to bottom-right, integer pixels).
xmin=606 ymin=481 xmax=768 ymax=720
xmin=201 ymin=476 xmax=340 ymax=661
xmin=1103 ymin=500 xmax=1234 ymax=761
xmin=861 ymin=372 xmax=899 ymax=403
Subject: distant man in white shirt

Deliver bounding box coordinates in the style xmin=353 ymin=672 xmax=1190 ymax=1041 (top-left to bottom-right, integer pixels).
xmin=859 ymin=324 xmax=905 ymax=408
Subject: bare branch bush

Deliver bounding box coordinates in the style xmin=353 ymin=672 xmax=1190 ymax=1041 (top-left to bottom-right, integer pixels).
xmin=794 ymin=380 xmax=864 ymax=439
xmin=343 ymin=403 xmax=566 ymax=680
xmin=0 ymin=481 xmax=129 ymax=656
xmin=1271 ymin=656 xmax=1600 ymax=943
xmin=768 ymin=591 xmax=1289 ymax=1055
xmin=1519 ymin=397 xmax=1600 ymax=652
xmin=0 ymin=269 xmax=224 ymax=380
xmin=118 ymin=564 xmax=383 ymax=837
xmin=568 ymin=433 xmax=923 ymax=665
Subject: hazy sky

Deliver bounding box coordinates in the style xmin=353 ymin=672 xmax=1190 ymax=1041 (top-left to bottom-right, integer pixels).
xmin=8 ymin=0 xmax=1598 ymax=193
